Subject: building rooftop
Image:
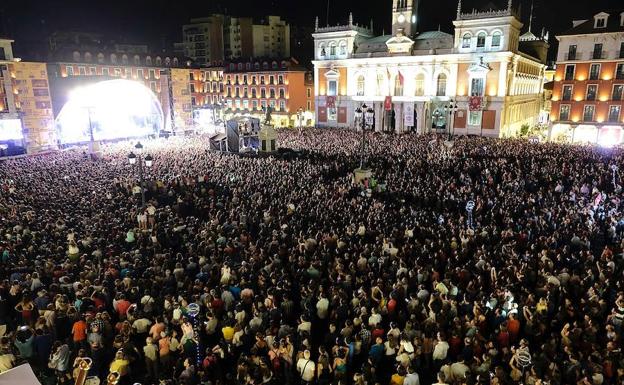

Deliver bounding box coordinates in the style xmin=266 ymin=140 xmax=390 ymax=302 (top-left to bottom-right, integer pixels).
xmin=558 ymin=10 xmax=624 ymax=36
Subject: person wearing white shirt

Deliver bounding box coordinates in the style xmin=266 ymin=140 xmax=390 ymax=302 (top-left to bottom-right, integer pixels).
xmin=404 ymin=368 xmax=420 ymax=385
xmin=316 ymin=296 xmax=329 ymax=320
xmin=296 ymin=350 xmax=316 ymax=383
xmin=432 ymin=336 xmax=449 ymax=362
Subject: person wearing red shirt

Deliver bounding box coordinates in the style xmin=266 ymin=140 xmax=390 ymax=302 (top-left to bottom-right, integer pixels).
xmin=71 ymin=317 xmax=88 ymax=349
xmin=115 ymin=296 xmax=131 ymax=319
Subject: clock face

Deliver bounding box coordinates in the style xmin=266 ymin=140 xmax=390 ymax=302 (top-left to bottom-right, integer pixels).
xmin=397 ymin=14 xmax=406 ymax=23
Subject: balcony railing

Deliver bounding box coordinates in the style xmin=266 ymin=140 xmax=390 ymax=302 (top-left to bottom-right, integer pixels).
xmin=592 ymin=51 xmax=605 ymax=60
xmin=566 ymin=53 xmax=577 ymax=61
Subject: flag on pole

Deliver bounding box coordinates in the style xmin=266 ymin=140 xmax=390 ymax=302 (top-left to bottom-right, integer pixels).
xmin=398 ymin=70 xmax=404 ymax=86
xmin=387 ymin=67 xmax=391 ymax=80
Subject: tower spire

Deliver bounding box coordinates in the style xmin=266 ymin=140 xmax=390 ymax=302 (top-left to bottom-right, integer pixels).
xmin=507 ymin=0 xmax=513 ymax=12
xmin=349 ymin=12 xmax=353 ymax=26
xmin=315 ymin=16 xmax=319 ymax=31
xmin=457 ymin=0 xmax=462 ymax=19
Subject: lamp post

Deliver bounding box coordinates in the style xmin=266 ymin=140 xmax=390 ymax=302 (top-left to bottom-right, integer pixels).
xmin=128 ymin=142 xmax=153 ymax=209
xmin=444 ymin=99 xmax=459 ymax=141
xmin=297 ymin=107 xmax=303 ymax=134
xmin=354 ymin=103 xmax=374 ymax=170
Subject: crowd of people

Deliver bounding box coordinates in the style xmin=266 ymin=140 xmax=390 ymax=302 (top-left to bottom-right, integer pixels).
xmin=0 ymin=129 xmax=623 ymax=385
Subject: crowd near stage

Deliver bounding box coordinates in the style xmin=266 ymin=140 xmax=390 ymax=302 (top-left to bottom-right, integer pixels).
xmin=0 ymin=130 xmax=623 ymax=385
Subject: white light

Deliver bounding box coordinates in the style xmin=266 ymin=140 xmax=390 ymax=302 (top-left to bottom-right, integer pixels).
xmin=0 ymin=119 xmax=23 ymax=140
xmin=56 ymin=79 xmax=164 ymax=144
xmin=398 ymin=14 xmax=405 ymax=23
xmin=598 ymin=126 xmax=623 ymax=148
xmin=412 ymin=15 xmax=416 ymax=24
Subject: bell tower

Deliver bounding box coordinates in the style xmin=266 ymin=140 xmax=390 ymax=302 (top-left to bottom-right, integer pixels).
xmin=392 ymin=0 xmax=420 ymax=36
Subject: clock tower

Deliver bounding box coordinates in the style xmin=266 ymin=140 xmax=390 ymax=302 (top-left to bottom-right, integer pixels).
xmin=392 ymin=0 xmax=420 ymax=37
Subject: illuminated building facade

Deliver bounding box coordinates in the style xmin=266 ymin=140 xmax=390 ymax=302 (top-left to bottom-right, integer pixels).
xmin=312 ymin=0 xmax=547 ymax=137
xmin=0 ymin=38 xmax=56 ymax=153
xmin=223 ymin=58 xmax=314 ymax=127
xmin=550 ymin=10 xmax=624 ymax=146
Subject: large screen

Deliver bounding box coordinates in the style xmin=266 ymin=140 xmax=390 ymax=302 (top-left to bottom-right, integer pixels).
xmin=0 ymin=119 xmax=23 ymax=141
xmin=55 ymin=79 xmax=164 ymax=144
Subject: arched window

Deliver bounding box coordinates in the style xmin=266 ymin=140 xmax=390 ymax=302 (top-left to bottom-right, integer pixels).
xmin=172 ymin=58 xmax=179 ymax=66
xmin=110 ymin=54 xmax=117 ymax=64
xmin=319 ymin=44 xmax=326 ymax=57
xmin=329 ymin=42 xmax=337 ymax=56
xmin=122 ymin=55 xmax=128 ymax=65
xmin=97 ymin=53 xmax=105 ymax=63
xmin=165 ymin=57 xmax=171 ymax=66
xmin=377 ymin=73 xmax=385 ymax=96
xmin=281 ymin=61 xmax=288 ymax=68
xmin=72 ymin=51 xmax=81 ymax=62
xmin=263 ymin=62 xmax=269 ymax=70
xmin=436 ymin=73 xmax=447 ymax=96
xmin=155 ymin=57 xmax=162 ymax=66
xmin=246 ymin=63 xmax=251 ymax=70
xmin=414 ymin=73 xmax=425 ymax=96
xmin=84 ymin=52 xmax=92 ymax=62
xmin=238 ymin=63 xmax=243 ymax=70
xmin=357 ymin=75 xmax=365 ymax=96
xmin=272 ymin=61 xmax=278 ymax=69
xmin=146 ymin=56 xmax=152 ymax=65
xmin=339 ymin=41 xmax=347 ymax=55
xmin=462 ymin=33 xmax=472 ymax=48
xmin=252 ymin=88 xmax=257 ymax=98
xmin=394 ymin=75 xmax=404 ymax=96
xmin=491 ymin=31 xmax=502 ymax=47
xmin=477 ymin=32 xmax=486 ymax=48
xmin=254 ymin=62 xmax=260 ymax=70
xmin=134 ymin=55 xmax=141 ymax=65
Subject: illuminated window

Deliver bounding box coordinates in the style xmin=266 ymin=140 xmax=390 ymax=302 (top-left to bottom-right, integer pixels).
xmin=102 ymin=68 xmax=109 ymax=76
xmin=469 ymin=111 xmax=482 ymax=125
xmin=559 ymin=105 xmax=570 ymax=121
xmin=377 ymin=74 xmax=385 ymax=96
xmin=279 ymin=89 xmax=285 ymax=99
xmin=328 ymin=80 xmax=337 ymax=96
xmin=608 ymin=105 xmax=621 ymax=122
xmin=476 ymin=33 xmax=486 ymax=48
xmin=470 ymin=78 xmax=485 ymax=96
xmin=280 ymin=100 xmax=285 ymax=110
xmin=122 ymin=55 xmax=128 ymax=65
xmin=78 ymin=67 xmax=86 ymax=75
xmin=394 ymin=76 xmax=403 ymax=96
xmin=491 ymin=32 xmax=501 ymax=47
xmin=562 ymin=85 xmax=572 ymax=101
xmin=586 ymin=84 xmax=597 ymax=101
xmin=613 ymin=84 xmax=623 ymax=101
xmin=307 ymin=88 xmax=311 ymax=98
xmin=583 ymin=105 xmax=595 ymax=122
xmin=589 ymin=64 xmax=600 ymax=80
xmin=616 ymin=63 xmax=624 ymax=80
xmin=462 ymin=33 xmax=471 ymax=48
xmin=436 ymin=73 xmax=447 ymax=96
xmin=357 ymin=75 xmax=365 ymax=96
xmin=330 ymin=43 xmax=336 ymax=56
xmin=66 ymin=66 xmax=74 ymax=76
xmin=414 ymin=74 xmax=425 ymax=96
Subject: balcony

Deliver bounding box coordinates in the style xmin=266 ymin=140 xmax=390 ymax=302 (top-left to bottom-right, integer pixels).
xmin=592 ymin=51 xmax=605 ymax=60
xmin=565 ymin=53 xmax=578 ymax=61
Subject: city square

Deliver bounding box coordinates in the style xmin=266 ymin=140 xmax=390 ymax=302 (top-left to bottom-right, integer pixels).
xmin=0 ymin=1 xmax=623 ymax=385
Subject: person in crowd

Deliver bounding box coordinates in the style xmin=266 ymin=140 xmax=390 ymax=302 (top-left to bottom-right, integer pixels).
xmin=0 ymin=131 xmax=623 ymax=385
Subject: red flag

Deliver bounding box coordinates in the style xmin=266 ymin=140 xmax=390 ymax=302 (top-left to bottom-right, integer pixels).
xmin=398 ymin=70 xmax=404 ymax=86
xmin=387 ymin=67 xmax=391 ymax=80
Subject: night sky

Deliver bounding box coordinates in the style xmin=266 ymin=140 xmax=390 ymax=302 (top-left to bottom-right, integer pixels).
xmin=0 ymin=0 xmax=622 ymax=61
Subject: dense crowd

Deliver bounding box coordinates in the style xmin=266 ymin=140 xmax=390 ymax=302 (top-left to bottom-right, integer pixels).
xmin=0 ymin=129 xmax=623 ymax=385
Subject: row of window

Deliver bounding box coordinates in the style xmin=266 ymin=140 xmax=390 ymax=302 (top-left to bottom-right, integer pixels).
xmin=225 ymin=99 xmax=287 ymax=111
xmin=190 ymin=83 xmax=224 ymax=93
xmin=352 ymin=73 xmax=451 ymax=97
xmin=226 ymin=74 xmax=285 ymax=85
xmin=72 ymin=51 xmax=180 ymax=67
xmin=461 ymin=31 xmax=502 ymax=49
xmin=65 ymin=65 xmax=160 ymax=79
xmin=227 ymin=61 xmax=288 ymax=71
xmin=225 ymin=88 xmax=286 ymax=99
xmin=563 ymin=63 xmax=624 ymax=81
xmin=189 ymin=71 xmax=223 ymax=81
xmin=566 ymin=42 xmax=624 ymax=61
xmin=190 ymin=95 xmax=224 ymax=105
xmin=559 ymin=104 xmax=622 ymax=123
xmin=560 ymin=84 xmax=623 ymax=101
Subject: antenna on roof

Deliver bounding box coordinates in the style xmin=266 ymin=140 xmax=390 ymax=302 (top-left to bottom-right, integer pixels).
xmin=528 ymin=0 xmax=534 ymax=33
xmin=370 ymin=18 xmax=374 ymax=33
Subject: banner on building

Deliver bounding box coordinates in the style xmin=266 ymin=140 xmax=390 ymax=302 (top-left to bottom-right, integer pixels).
xmin=469 ymin=96 xmax=484 ymax=111
xmin=404 ymin=104 xmax=414 ymax=127
xmin=384 ymin=96 xmax=392 ymax=111
xmin=326 ymin=96 xmax=336 ymax=108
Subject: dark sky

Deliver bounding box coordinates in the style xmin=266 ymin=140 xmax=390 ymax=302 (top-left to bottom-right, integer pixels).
xmin=1 ymin=0 xmax=622 ymax=61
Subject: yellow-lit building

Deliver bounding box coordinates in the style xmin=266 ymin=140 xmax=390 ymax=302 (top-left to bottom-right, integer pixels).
xmin=312 ymin=0 xmax=548 ymax=137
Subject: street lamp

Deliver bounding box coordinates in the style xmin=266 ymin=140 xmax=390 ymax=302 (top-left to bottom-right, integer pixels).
xmin=354 ymin=103 xmax=374 ymax=170
xmin=128 ymin=141 xmax=153 ymax=208
xmin=297 ymin=107 xmax=304 ymax=134
xmin=444 ymin=99 xmax=459 ymax=141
